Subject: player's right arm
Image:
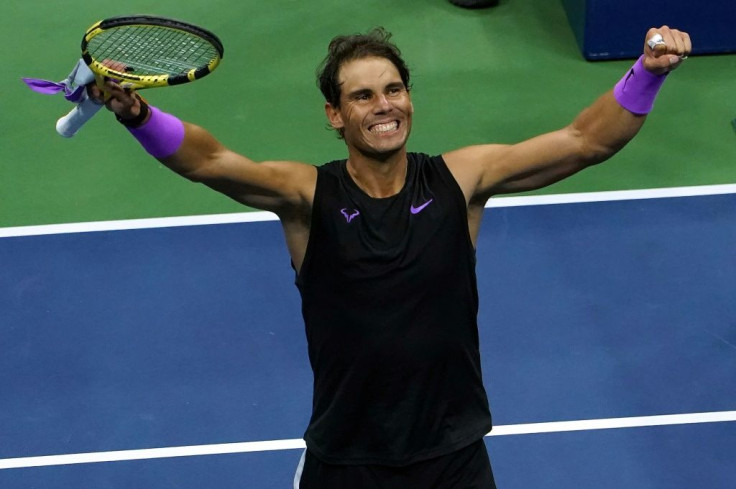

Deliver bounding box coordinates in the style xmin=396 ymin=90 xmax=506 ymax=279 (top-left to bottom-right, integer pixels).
xmin=92 ymin=81 xmax=317 ymax=215
xmin=167 ymin=122 xmax=317 ymax=213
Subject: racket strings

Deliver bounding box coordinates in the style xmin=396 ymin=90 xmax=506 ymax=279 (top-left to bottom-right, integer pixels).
xmin=88 ymin=26 xmax=219 ymax=76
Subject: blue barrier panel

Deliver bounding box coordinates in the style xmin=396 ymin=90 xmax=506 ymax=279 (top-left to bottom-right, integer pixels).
xmin=561 ymin=0 xmax=736 ymax=60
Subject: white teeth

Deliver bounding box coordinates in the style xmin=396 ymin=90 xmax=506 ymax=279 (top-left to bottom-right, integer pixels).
xmin=370 ymin=121 xmax=398 ymax=133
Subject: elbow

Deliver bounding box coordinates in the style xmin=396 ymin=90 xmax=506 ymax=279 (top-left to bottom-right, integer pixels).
xmin=581 ymin=144 xmax=616 ymax=167
xmin=571 ymin=127 xmax=621 ymax=168
xmin=181 ymin=167 xmax=208 ymax=183
xmin=172 ymin=150 xmax=230 ymax=184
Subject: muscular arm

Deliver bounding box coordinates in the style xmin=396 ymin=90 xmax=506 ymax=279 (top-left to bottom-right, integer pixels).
xmin=94 ymin=84 xmax=316 ymax=216
xmin=447 ymin=90 xmax=644 ymax=200
xmin=163 ymin=121 xmax=316 ymax=213
xmin=445 ymin=26 xmax=692 ymax=205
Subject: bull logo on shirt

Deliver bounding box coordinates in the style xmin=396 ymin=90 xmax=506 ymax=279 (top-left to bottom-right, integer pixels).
xmin=340 ymin=208 xmax=360 ymax=223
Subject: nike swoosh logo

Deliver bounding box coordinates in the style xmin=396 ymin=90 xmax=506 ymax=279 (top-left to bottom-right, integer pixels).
xmin=410 ymin=198 xmax=434 ymax=214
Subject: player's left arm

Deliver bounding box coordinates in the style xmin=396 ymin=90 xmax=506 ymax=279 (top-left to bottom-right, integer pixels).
xmin=444 ymin=26 xmax=691 ymax=202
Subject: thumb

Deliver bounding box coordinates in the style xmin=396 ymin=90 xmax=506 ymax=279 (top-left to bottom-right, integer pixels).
xmin=651 ymin=43 xmax=668 ymax=58
xmin=666 ymin=54 xmax=684 ymax=69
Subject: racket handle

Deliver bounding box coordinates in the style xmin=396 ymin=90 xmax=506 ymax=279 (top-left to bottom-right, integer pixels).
xmin=56 ymin=97 xmax=104 ymax=137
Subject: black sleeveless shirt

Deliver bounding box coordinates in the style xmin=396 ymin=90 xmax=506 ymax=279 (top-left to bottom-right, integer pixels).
xmin=295 ymin=152 xmax=492 ymax=466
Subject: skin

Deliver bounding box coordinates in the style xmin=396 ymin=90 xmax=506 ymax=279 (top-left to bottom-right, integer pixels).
xmin=93 ymin=26 xmax=691 ymax=273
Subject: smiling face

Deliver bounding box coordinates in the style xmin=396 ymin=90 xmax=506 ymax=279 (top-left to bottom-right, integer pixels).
xmin=325 ymin=56 xmax=413 ymax=160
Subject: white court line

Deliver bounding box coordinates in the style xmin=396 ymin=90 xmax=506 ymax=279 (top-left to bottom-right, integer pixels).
xmin=485 ymin=183 xmax=736 ymax=208
xmin=0 ymin=211 xmax=279 ymax=239
xmin=1 ymin=184 xmax=735 ymax=239
xmin=1 ymin=410 xmax=734 ymax=470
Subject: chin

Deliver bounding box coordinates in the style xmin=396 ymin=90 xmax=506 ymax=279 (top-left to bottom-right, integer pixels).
xmin=370 ymin=129 xmax=411 ymax=153
xmin=362 ymin=144 xmax=405 ymax=161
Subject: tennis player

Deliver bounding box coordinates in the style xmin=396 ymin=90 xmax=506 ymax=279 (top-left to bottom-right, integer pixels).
xmin=91 ymin=25 xmax=691 ymax=489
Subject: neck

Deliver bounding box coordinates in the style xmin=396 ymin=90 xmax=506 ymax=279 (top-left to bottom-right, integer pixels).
xmin=345 ymin=147 xmax=408 ymax=198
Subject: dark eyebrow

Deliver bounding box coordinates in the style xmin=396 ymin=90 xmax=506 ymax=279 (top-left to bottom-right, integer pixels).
xmin=345 ymin=81 xmax=406 ymax=100
xmin=347 ymin=88 xmax=373 ymax=99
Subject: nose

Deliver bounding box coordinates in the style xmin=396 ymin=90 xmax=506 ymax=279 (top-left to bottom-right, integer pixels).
xmin=373 ymin=93 xmax=393 ymax=113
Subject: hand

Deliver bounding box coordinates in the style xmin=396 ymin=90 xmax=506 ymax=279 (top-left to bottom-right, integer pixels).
xmin=642 ymin=26 xmax=692 ymax=75
xmin=87 ymin=80 xmax=146 ymax=122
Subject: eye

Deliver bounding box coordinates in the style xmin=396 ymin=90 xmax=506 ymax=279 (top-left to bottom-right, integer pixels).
xmin=352 ymin=91 xmax=372 ymax=102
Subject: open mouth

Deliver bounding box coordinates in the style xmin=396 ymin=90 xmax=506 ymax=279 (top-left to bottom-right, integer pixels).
xmin=369 ymin=120 xmax=399 ymax=134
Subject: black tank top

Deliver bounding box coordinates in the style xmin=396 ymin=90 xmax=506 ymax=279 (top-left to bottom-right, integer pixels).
xmin=296 ymin=152 xmax=491 ymax=466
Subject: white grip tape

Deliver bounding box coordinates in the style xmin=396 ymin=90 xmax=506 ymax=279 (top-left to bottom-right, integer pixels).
xmin=56 ymin=97 xmax=104 ymax=138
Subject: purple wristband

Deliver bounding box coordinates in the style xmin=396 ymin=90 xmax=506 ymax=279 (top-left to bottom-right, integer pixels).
xmin=128 ymin=106 xmax=185 ymax=159
xmin=613 ymin=55 xmax=668 ymax=115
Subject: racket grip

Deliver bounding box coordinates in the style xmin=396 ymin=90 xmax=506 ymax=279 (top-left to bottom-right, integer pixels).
xmin=56 ymin=97 xmax=104 ymax=137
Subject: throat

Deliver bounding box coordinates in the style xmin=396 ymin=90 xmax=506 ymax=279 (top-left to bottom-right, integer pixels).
xmin=346 ymin=156 xmax=408 ymax=198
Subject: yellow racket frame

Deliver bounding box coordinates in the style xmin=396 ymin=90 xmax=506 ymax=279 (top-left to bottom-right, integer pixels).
xmin=81 ymin=16 xmax=224 ymax=90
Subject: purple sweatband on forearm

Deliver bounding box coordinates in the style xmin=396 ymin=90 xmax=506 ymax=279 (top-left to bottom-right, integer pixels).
xmin=613 ymin=55 xmax=668 ymax=115
xmin=127 ymin=106 xmax=185 ymax=159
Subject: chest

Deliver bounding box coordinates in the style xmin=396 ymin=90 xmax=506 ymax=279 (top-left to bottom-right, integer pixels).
xmin=320 ymin=178 xmax=472 ymax=289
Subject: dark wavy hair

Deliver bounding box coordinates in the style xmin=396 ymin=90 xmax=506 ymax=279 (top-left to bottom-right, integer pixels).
xmin=316 ymin=27 xmax=412 ymax=109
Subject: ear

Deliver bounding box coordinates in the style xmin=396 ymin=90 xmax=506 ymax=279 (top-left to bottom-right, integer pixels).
xmin=325 ymin=102 xmax=344 ymax=130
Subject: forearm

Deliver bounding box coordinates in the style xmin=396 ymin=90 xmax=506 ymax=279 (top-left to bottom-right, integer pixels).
xmin=465 ymin=63 xmax=667 ymax=196
xmin=569 ymin=89 xmax=647 ymax=166
xmin=160 ymin=121 xmax=230 ymax=181
xmin=116 ymin=97 xmax=316 ymax=212
xmin=573 ymin=53 xmax=676 ymax=165
xmin=117 ymin=96 xmax=231 ymax=180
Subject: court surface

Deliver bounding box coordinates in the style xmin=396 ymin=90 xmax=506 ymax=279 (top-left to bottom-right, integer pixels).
xmin=1 ymin=186 xmax=735 ymax=488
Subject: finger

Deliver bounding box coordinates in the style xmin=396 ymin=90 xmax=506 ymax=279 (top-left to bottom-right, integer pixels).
xmin=649 ymin=26 xmax=692 ymax=59
xmin=104 ymin=79 xmax=124 ymax=91
xmin=86 ymin=83 xmax=105 ymax=103
xmin=101 ymin=81 xmax=139 ymax=114
xmin=664 ymin=29 xmax=687 ymax=57
xmin=664 ymin=30 xmax=692 ymax=70
xmin=103 ymin=80 xmax=133 ymax=101
xmin=653 ymin=42 xmax=668 ymax=57
xmin=646 ymin=31 xmax=668 ymax=57
xmin=647 ymin=28 xmax=693 ymax=72
xmin=679 ymin=30 xmax=693 ymax=58
xmin=100 ymin=58 xmax=128 ymax=73
xmin=685 ymin=33 xmax=693 ymax=56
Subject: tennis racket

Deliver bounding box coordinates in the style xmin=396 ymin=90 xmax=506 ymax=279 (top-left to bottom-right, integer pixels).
xmin=57 ymin=15 xmax=224 ymax=137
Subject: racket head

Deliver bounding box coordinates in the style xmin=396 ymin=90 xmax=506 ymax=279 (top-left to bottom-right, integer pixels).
xmin=81 ymin=15 xmax=224 ymax=90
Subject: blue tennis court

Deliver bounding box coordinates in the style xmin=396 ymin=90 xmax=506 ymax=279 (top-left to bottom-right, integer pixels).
xmin=1 ymin=188 xmax=734 ymax=488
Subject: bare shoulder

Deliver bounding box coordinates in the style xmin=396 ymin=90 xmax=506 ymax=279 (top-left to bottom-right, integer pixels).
xmin=253 ymin=158 xmax=319 ymax=211
xmin=443 ymin=125 xmax=584 ymax=200
xmin=442 ymin=144 xmax=511 ymax=204
xmin=260 ymin=159 xmax=318 ymax=197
